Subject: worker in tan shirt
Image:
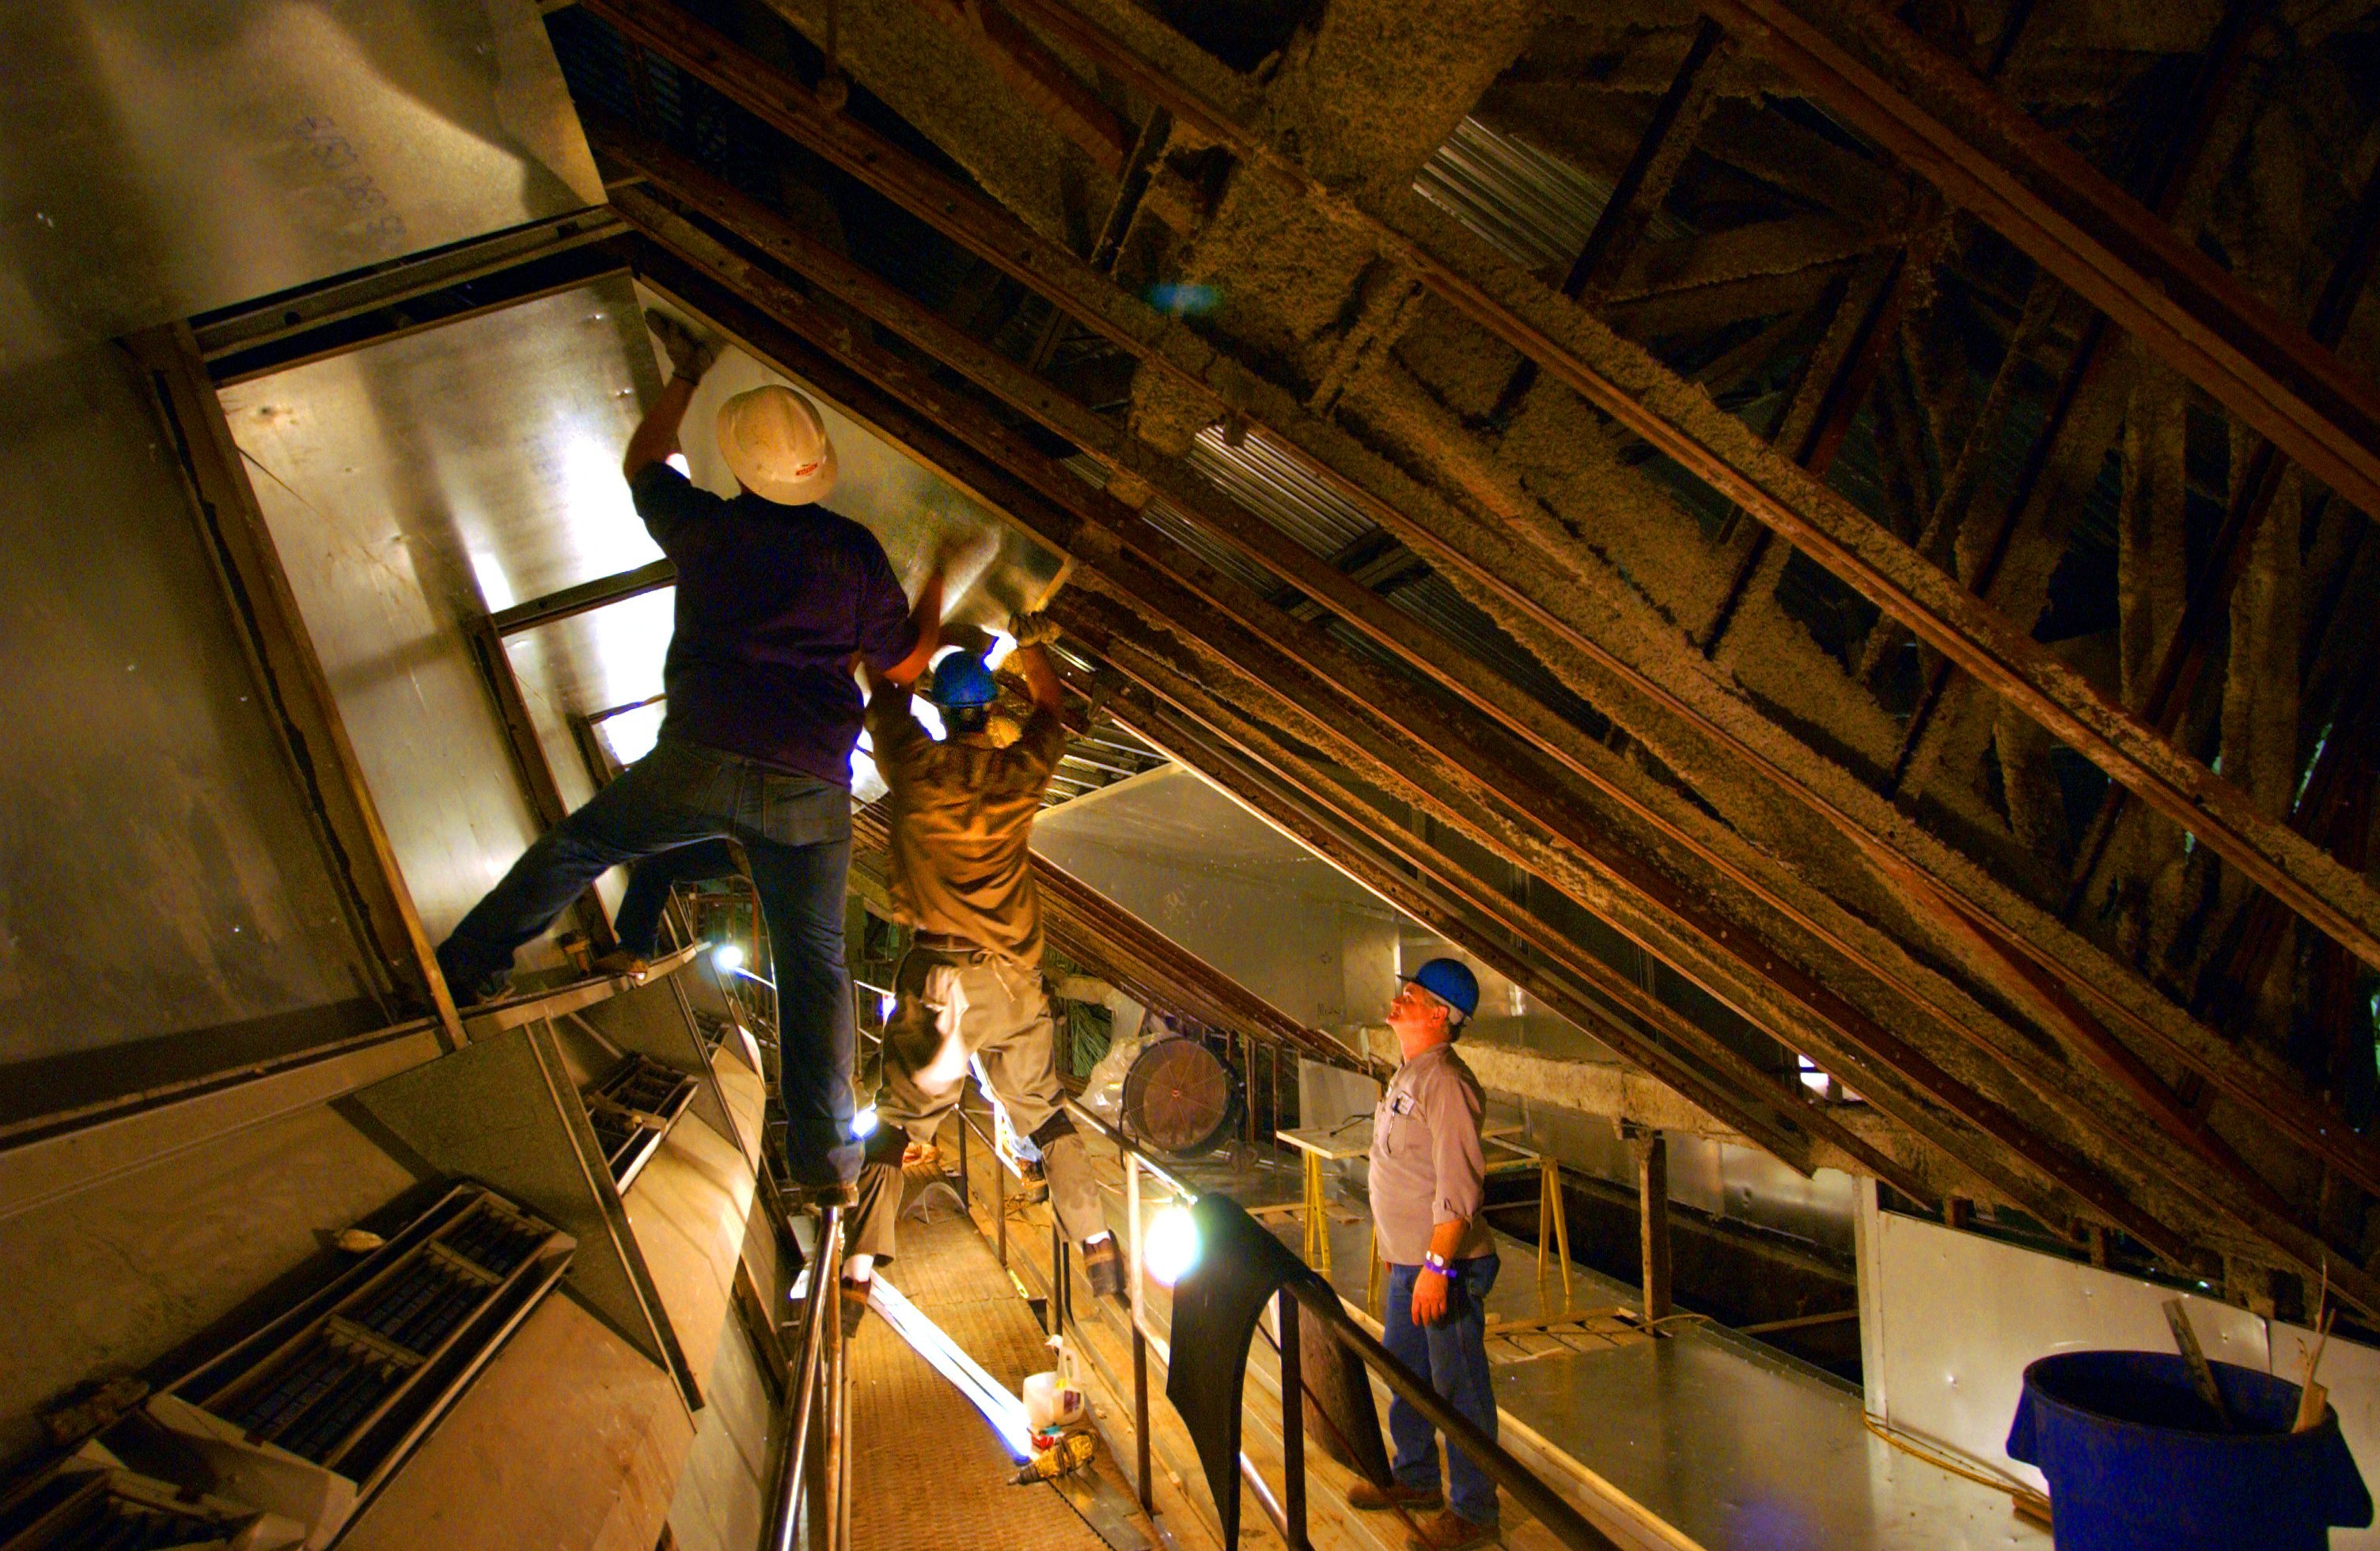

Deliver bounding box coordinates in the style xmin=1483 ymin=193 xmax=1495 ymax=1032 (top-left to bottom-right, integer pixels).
xmin=842 ymin=612 xmax=1122 ymax=1331
xmin=1352 ymin=958 xmax=1500 ymax=1551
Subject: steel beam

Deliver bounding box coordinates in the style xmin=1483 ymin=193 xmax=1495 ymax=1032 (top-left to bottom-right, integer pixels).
xmin=1708 ymin=0 xmax=2380 ymax=522
xmin=125 ymin=324 xmax=465 ymax=1049
xmin=1107 ymin=680 xmax=1960 ymax=1204
xmin=617 ymin=213 xmax=1850 ymax=1167
xmin=602 ymin=135 xmax=2380 ymax=1208
xmin=1065 ymin=589 xmax=2196 ymax=1253
xmin=933 ymin=0 xmax=2380 ymax=976
xmin=575 ymin=9 xmax=2380 ymax=1198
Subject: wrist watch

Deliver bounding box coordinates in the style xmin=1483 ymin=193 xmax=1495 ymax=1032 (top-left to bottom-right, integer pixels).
xmin=1422 ymin=1250 xmax=1452 ymax=1279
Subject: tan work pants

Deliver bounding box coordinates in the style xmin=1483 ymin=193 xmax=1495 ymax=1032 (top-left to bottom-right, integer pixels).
xmin=851 ymin=944 xmax=1105 ymax=1261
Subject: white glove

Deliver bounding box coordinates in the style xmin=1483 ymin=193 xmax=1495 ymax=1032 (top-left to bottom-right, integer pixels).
xmin=647 ymin=311 xmax=718 ymax=382
xmin=1011 ymin=610 xmax=1061 ymax=648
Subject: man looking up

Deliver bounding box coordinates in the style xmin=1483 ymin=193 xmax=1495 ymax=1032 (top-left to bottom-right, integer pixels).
xmin=434 ymin=313 xmax=940 ymax=1190
xmin=1352 ymin=958 xmax=1501 ymax=1551
xmin=842 ymin=612 xmax=1123 ymax=1332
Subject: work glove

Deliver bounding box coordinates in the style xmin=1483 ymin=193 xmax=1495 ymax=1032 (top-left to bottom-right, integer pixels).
xmin=1010 ymin=609 xmax=1061 ymax=648
xmin=647 ymin=311 xmax=718 ymax=383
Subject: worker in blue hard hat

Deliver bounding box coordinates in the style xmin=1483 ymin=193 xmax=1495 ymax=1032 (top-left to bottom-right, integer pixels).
xmin=1354 ymin=954 xmax=1501 ymax=1551
xmin=843 ymin=612 xmax=1123 ymax=1337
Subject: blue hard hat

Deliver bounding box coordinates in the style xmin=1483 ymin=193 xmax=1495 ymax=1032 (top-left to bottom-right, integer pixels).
xmin=1400 ymin=958 xmax=1480 ymax=1021
xmin=928 ymin=651 xmax=999 ymax=710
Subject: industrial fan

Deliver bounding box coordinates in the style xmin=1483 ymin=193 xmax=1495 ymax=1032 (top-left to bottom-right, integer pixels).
xmin=1118 ymin=1035 xmax=1238 ymax=1159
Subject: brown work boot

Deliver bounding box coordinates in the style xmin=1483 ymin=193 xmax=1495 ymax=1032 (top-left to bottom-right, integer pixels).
xmin=590 ymin=950 xmax=650 ymax=982
xmin=1404 ymin=1509 xmax=1499 ymax=1550
xmin=839 ymin=1277 xmax=871 ymax=1341
xmin=1082 ymin=1235 xmax=1126 ymax=1301
xmin=1347 ymin=1480 xmax=1442 ymax=1513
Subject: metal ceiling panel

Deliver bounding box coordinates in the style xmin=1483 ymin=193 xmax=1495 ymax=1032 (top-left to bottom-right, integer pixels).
xmin=220 ymin=275 xmax=660 ymax=946
xmin=2 ymin=0 xmax=603 ymax=353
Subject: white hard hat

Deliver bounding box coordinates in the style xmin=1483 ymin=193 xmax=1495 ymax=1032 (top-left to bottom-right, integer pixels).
xmin=716 ymin=385 xmax=839 ymax=505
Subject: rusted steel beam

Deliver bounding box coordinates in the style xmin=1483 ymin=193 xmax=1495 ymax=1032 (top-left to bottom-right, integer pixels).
xmin=616 ymin=207 xmax=1906 ymax=1170
xmin=125 ymin=324 xmax=466 ymax=1049
xmin=1708 ymin=0 xmax=2380 ymax=521
xmin=1090 ymin=593 xmax=2380 ymax=1314
xmin=1069 ymin=589 xmax=2194 ymax=1257
xmin=1109 ymin=682 xmax=1968 ymax=1204
xmin=2063 ymin=157 xmax=2380 ymax=900
xmin=606 ymin=121 xmax=2380 ymax=1209
xmin=952 ymin=0 xmax=2380 ymax=979
xmin=1488 ymin=16 xmax=1732 ymax=423
xmin=1890 ymin=0 xmax=2264 ymax=790
xmin=581 ymin=0 xmax=2380 ymax=984
xmin=1703 ymin=246 xmax=1917 ymax=654
xmin=2201 ymin=658 xmax=2380 ymax=1031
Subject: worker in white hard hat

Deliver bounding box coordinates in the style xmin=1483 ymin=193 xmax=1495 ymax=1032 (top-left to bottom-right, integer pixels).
xmin=435 ymin=312 xmax=946 ymax=1194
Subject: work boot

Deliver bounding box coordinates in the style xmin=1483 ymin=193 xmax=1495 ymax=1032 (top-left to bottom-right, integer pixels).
xmin=1347 ymin=1480 xmax=1442 ymax=1513
xmin=1082 ymin=1235 xmax=1125 ymax=1302
xmin=590 ymin=950 xmax=650 ymax=982
xmin=839 ymin=1277 xmax=871 ymax=1341
xmin=1404 ymin=1510 xmax=1498 ymax=1550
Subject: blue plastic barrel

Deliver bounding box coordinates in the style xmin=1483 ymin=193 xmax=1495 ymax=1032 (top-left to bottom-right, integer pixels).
xmin=2006 ymin=1350 xmax=2370 ymax=1549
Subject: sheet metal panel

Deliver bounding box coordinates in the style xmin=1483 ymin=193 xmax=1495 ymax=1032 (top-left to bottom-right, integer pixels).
xmin=1 ymin=0 xmax=602 ymax=350
xmin=1859 ymin=1196 xmax=2275 ymax=1500
xmin=0 ymin=341 xmax=378 ymax=1087
xmin=221 ymin=276 xmax=662 ymax=946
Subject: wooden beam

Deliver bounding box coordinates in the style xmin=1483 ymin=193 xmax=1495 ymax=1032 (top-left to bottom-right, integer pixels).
xmin=1632 ymin=1128 xmax=1674 ymax=1325
xmin=1707 ymin=0 xmax=2380 ymax=521
xmin=124 ymin=324 xmax=464 ymax=1050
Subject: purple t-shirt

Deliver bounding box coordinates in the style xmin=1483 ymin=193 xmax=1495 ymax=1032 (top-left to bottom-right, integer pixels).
xmin=631 ymin=465 xmax=918 ymax=785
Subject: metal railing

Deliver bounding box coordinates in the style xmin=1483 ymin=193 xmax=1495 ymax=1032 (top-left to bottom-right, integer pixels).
xmin=1061 ymin=1098 xmax=1621 ymax=1551
xmin=764 ymin=1200 xmax=850 ymax=1551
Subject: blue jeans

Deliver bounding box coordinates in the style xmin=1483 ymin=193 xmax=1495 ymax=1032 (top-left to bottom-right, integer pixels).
xmin=1382 ymin=1256 xmax=1501 ymax=1526
xmin=436 ymin=738 xmax=860 ymax=1184
xmin=613 ymin=839 xmax=745 ymax=957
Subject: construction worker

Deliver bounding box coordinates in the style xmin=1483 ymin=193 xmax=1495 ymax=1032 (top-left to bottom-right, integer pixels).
xmin=1351 ymin=958 xmax=1501 ymax=1551
xmin=434 ymin=313 xmax=942 ymax=1192
xmin=842 ymin=612 xmax=1124 ymax=1330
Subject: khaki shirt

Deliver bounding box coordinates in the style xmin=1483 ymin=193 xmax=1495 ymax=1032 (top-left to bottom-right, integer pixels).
xmin=1366 ymin=1043 xmax=1495 ymax=1266
xmin=867 ymin=687 xmax=1066 ymax=966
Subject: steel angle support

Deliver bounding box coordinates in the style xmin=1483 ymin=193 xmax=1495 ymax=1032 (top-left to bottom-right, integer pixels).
xmin=124 ymin=322 xmax=465 ymax=1050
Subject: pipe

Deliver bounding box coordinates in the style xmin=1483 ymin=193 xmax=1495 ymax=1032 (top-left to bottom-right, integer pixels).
xmin=768 ymin=1204 xmax=843 ymax=1551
